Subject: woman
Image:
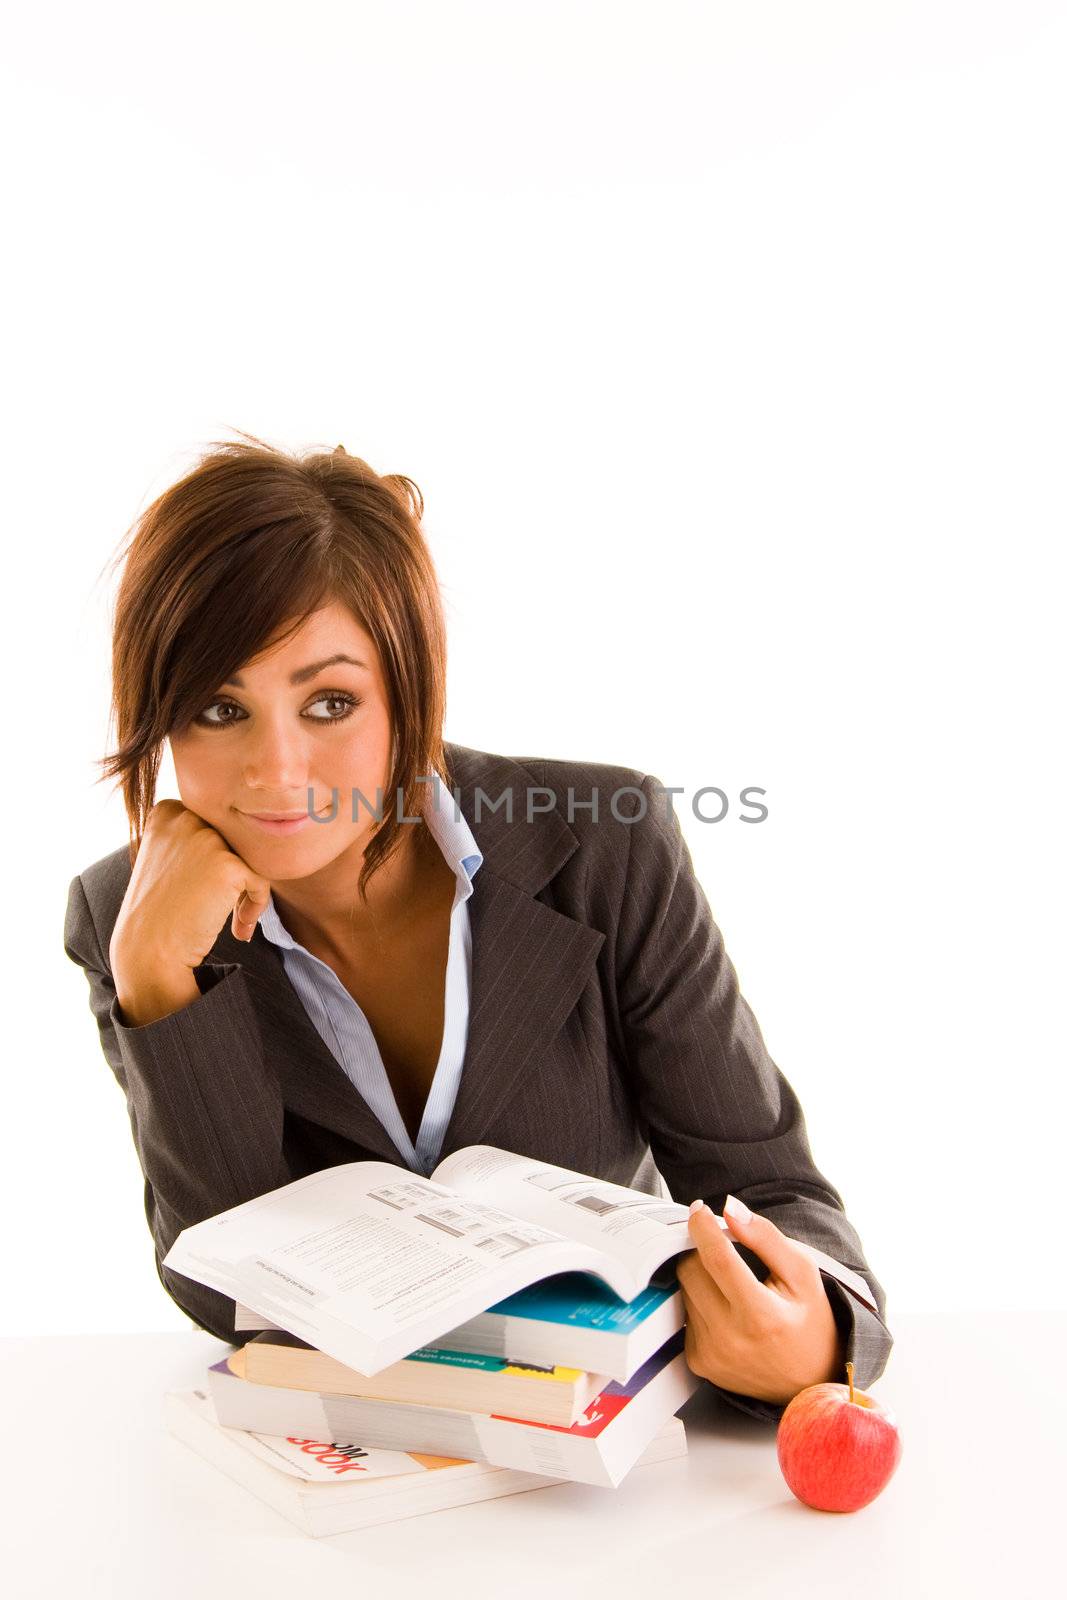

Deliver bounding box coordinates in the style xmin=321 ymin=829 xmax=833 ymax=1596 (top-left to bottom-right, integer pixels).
xmin=63 ymin=436 xmax=892 ymax=1424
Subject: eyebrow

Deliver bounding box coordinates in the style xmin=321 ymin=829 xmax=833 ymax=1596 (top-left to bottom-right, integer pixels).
xmin=223 ymin=654 xmax=370 ymax=688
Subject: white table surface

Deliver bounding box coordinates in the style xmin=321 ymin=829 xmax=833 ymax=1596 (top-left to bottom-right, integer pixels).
xmin=2 ymin=1311 xmax=1058 ymax=1598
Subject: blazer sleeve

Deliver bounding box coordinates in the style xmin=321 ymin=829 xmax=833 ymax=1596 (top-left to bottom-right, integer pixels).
xmin=63 ymin=871 xmax=292 ymax=1343
xmin=613 ymin=774 xmax=894 ymax=1424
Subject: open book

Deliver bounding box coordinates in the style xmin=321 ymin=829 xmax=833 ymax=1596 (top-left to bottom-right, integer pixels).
xmin=162 ymin=1145 xmax=877 ymax=1379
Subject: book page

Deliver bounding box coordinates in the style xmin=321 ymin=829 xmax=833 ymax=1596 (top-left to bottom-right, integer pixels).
xmin=431 ymin=1146 xmax=693 ymax=1282
xmin=162 ymin=1159 xmax=634 ymax=1374
xmin=432 ymin=1147 xmax=881 ymax=1316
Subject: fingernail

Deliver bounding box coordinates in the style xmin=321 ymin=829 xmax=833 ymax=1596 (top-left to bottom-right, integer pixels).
xmin=688 ymin=1199 xmax=705 ymax=1216
xmin=724 ymin=1194 xmax=752 ymax=1226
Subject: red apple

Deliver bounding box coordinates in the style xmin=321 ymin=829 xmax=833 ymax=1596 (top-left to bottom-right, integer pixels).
xmin=776 ymin=1362 xmax=901 ymax=1512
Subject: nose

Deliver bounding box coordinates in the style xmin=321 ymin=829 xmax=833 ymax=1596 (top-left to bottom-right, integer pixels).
xmin=241 ymin=713 xmax=312 ymax=796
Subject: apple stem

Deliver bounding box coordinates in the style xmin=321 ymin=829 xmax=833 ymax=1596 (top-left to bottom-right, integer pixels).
xmin=846 ymin=1360 xmax=855 ymax=1403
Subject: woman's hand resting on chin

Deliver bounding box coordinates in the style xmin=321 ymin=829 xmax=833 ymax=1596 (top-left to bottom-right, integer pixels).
xmin=108 ymin=799 xmax=272 ymax=1027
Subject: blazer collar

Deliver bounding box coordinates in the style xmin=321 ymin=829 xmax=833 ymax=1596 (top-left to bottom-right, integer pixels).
xmin=205 ymin=741 xmax=606 ymax=1170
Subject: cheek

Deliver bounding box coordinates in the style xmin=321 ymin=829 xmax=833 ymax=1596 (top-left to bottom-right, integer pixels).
xmin=170 ymin=739 xmax=235 ymax=811
xmin=324 ymin=718 xmax=393 ymax=786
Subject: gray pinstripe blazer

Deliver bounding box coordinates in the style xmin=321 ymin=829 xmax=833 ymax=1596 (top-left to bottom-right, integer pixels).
xmin=63 ymin=740 xmax=893 ymax=1422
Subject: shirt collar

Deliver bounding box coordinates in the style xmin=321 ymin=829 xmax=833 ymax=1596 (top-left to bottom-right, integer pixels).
xmin=258 ymin=768 xmax=483 ymax=952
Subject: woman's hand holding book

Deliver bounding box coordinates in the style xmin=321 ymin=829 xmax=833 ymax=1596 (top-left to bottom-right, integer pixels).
xmin=676 ymin=1197 xmax=846 ymax=1407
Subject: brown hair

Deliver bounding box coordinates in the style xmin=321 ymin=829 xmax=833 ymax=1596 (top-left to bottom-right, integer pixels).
xmin=97 ymin=431 xmax=450 ymax=904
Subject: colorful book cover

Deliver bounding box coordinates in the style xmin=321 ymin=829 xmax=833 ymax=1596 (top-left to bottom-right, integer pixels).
xmin=444 ymin=1327 xmax=686 ymax=1437
xmin=402 ymin=1346 xmax=583 ymax=1383
xmin=250 ymin=1335 xmax=585 ymax=1385
xmin=482 ymin=1268 xmax=680 ymax=1331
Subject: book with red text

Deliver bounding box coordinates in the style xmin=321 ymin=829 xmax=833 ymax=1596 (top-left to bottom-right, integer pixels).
xmin=164 ymin=1385 xmax=689 ymax=1537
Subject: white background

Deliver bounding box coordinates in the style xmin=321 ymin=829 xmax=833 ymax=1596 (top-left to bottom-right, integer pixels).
xmin=5 ymin=1 xmax=1063 ymax=1335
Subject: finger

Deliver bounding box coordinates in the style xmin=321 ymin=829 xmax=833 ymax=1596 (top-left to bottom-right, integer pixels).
xmin=675 ymin=1247 xmax=730 ymax=1319
xmin=232 ymin=881 xmax=270 ymax=942
xmin=681 ymin=1286 xmax=716 ymax=1372
xmin=675 ymin=1261 xmax=730 ymax=1373
xmin=231 ymin=892 xmax=252 ymax=942
xmin=721 ymin=1194 xmax=822 ymax=1298
xmin=685 ymin=1200 xmax=767 ymax=1311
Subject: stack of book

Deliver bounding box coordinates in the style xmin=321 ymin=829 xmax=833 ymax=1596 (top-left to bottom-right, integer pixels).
xmin=164 ymin=1262 xmax=693 ymax=1536
xmin=162 ymin=1144 xmax=874 ymax=1534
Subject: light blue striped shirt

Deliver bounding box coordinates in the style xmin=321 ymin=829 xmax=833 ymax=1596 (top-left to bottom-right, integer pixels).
xmin=257 ymin=773 xmax=483 ymax=1177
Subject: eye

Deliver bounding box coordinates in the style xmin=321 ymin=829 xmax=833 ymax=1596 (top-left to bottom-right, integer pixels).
xmin=191 ymin=691 xmax=362 ymax=729
xmin=304 ymin=692 xmax=362 ymax=722
xmin=193 ymin=700 xmax=246 ymax=728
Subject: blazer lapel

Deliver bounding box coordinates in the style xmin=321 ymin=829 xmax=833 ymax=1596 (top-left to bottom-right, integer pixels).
xmin=432 ymin=743 xmax=606 ymax=1161
xmin=203 ymin=741 xmax=605 ymax=1170
xmin=205 ymin=908 xmax=413 ymax=1166
xmin=435 ymin=864 xmax=604 ymax=1162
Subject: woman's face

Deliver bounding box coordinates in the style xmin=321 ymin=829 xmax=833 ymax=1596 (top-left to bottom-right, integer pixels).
xmin=169 ymin=599 xmax=394 ymax=877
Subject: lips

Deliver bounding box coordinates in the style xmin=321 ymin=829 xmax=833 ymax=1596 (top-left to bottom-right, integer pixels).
xmin=238 ymin=805 xmax=334 ymax=835
xmin=239 ymin=805 xmax=331 ymax=820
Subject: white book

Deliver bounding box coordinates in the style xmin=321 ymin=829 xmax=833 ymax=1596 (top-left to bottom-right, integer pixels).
xmin=164 ymin=1386 xmax=689 ymax=1538
xmin=163 ymin=1143 xmax=878 ymax=1379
